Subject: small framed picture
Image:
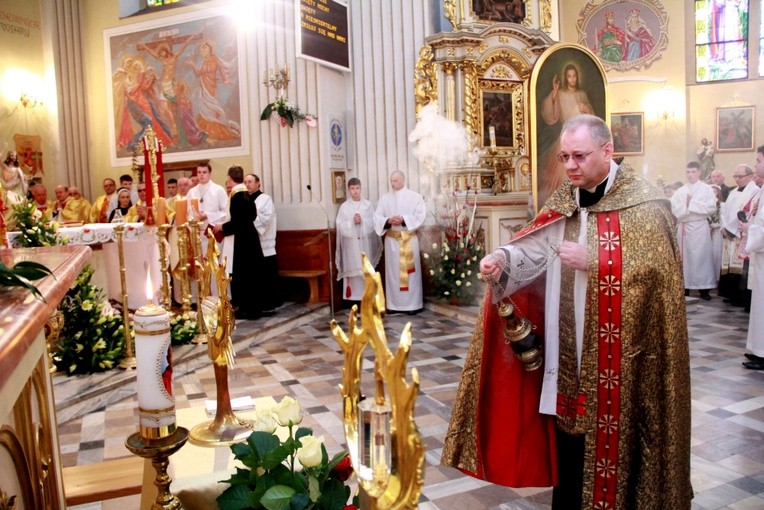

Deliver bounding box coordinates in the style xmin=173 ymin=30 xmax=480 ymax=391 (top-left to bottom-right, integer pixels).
xmin=716 ymin=106 xmax=755 ymax=152
xmin=611 ymin=112 xmax=644 ymax=156
xmin=331 ymin=170 xmax=346 ymax=204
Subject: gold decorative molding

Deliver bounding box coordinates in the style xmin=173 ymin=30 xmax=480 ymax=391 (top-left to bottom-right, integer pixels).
xmin=490 ymin=65 xmax=512 ymax=79
xmin=479 ymin=41 xmax=488 ymax=53
xmin=462 ymin=60 xmax=480 ymax=138
xmin=499 ymin=35 xmax=509 ymax=44
xmin=1 ymin=427 xmax=38 ymax=508
xmin=480 ymin=49 xmax=531 ymax=80
xmin=443 ymin=0 xmax=456 ymax=28
xmin=478 ymin=79 xmax=526 ymax=156
xmin=414 ymin=45 xmax=438 ymax=116
xmin=0 ymin=490 xmax=17 ymax=510
xmin=540 ymin=0 xmax=553 ymax=32
xmin=466 ymin=46 xmax=474 ymax=56
xmin=446 ymin=47 xmax=455 ymax=56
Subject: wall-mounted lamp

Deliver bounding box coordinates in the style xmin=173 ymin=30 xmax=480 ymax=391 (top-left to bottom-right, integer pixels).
xmin=262 ymin=63 xmax=290 ymax=96
xmin=651 ymin=86 xmax=678 ymax=122
xmin=19 ymin=93 xmax=43 ymax=109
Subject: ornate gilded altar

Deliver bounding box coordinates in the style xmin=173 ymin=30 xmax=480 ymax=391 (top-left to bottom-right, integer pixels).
xmin=416 ymin=1 xmax=557 ymax=251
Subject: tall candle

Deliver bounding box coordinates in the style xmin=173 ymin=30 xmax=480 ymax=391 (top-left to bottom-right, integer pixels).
xmin=489 ymin=125 xmax=496 ymax=149
xmin=134 ymin=272 xmax=175 ymax=441
xmin=175 ymin=198 xmax=187 ymax=225
xmin=156 ymin=197 xmax=167 ymax=225
xmin=190 ymin=198 xmax=200 ymax=218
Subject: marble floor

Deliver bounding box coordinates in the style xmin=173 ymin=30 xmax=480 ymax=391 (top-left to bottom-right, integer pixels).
xmin=60 ymin=296 xmax=764 ymax=509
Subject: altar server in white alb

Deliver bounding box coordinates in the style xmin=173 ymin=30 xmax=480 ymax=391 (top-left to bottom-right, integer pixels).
xmin=670 ymin=161 xmax=718 ymax=300
xmin=374 ymin=170 xmax=426 ymax=313
xmin=741 ymin=144 xmax=764 ymax=370
xmin=187 ymin=161 xmax=228 ymax=252
xmin=336 ymin=177 xmax=382 ymax=302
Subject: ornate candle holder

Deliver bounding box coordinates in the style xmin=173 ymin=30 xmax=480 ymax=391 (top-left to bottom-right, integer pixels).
xmin=188 ymin=218 xmax=207 ymax=345
xmin=176 ymin=224 xmax=192 ymax=316
xmin=115 ymin=223 xmax=136 ymax=370
xmin=189 ymin=234 xmax=252 ymax=447
xmin=330 ymin=254 xmax=424 ymax=509
xmin=125 ymin=427 xmax=188 ymax=510
xmin=157 ymin=224 xmax=172 ymax=310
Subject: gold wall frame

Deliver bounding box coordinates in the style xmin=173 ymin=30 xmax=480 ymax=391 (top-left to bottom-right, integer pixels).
xmin=448 ymin=1 xmax=534 ymax=29
xmin=479 ymin=80 xmax=525 ymax=155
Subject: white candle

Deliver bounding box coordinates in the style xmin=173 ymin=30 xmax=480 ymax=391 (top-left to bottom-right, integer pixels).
xmin=134 ymin=272 xmax=175 ymax=441
xmin=489 ymin=125 xmax=496 ymax=149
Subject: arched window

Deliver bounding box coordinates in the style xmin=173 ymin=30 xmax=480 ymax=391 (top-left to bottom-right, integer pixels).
xmin=695 ymin=0 xmax=750 ymax=82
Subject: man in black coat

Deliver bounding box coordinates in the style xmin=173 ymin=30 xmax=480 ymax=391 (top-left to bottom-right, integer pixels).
xmin=213 ymin=165 xmax=264 ymax=320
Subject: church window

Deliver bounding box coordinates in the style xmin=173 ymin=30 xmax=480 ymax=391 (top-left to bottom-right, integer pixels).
xmin=695 ymin=0 xmax=750 ymax=82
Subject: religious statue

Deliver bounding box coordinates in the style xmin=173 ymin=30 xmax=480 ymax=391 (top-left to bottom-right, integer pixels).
xmin=414 ymin=44 xmax=438 ymax=115
xmin=697 ymin=137 xmax=715 ymax=182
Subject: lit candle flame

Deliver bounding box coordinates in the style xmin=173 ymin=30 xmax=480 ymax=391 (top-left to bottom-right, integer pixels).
xmin=145 ymin=271 xmax=154 ymax=303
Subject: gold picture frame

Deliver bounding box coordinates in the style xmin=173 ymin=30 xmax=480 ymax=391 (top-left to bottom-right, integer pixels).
xmin=716 ymin=106 xmax=755 ymax=152
xmin=611 ymin=112 xmax=644 ymax=156
xmin=479 ymin=80 xmax=525 ymax=153
xmin=331 ymin=170 xmax=346 ymax=204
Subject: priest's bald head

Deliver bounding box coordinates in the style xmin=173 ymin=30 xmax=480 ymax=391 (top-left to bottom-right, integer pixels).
xmin=390 ymin=170 xmax=405 ymax=191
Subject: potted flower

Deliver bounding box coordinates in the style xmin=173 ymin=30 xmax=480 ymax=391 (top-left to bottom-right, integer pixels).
xmin=217 ymin=396 xmax=355 ymax=510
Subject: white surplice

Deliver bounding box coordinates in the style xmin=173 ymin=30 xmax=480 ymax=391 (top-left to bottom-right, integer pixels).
xmin=335 ymin=197 xmax=382 ymax=300
xmin=745 ymin=188 xmax=764 ymax=357
xmin=187 ymin=181 xmax=228 ymax=254
xmin=670 ymin=180 xmax=718 ymax=289
xmin=373 ymin=187 xmax=426 ymax=311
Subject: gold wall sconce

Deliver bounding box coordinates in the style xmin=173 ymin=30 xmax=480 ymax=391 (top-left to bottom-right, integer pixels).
xmin=331 ymin=254 xmax=424 ymax=509
xmin=19 ymin=92 xmax=43 ymax=109
xmin=262 ymin=62 xmax=290 ymax=95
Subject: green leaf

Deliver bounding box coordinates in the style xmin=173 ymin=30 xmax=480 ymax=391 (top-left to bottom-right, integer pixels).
xmin=307 ymin=475 xmax=320 ymax=502
xmin=216 ymin=483 xmax=252 ymax=510
xmin=261 ymin=445 xmax=290 ymax=470
xmin=294 ymin=427 xmax=313 ymax=442
xmin=219 ymin=467 xmax=251 ymax=486
xmin=317 ymin=478 xmax=350 ymax=510
xmin=261 ymin=103 xmax=274 ymax=120
xmin=326 ymin=450 xmax=348 ymax=472
xmin=261 ymin=485 xmax=297 ymax=510
xmin=232 ymin=441 xmax=257 ymax=463
xmin=290 ymin=492 xmax=311 ymax=510
xmin=251 ymin=431 xmax=279 ymax=459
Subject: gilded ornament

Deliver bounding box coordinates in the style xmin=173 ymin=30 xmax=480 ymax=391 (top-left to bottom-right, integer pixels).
xmin=414 ymin=45 xmax=438 ymax=116
xmin=540 ymin=0 xmax=553 ymax=32
xmin=462 ymin=61 xmax=479 ymax=138
xmin=443 ymin=0 xmax=456 ymax=28
xmin=491 ymin=65 xmax=511 ymax=79
xmin=0 ymin=490 xmax=16 ymax=510
xmin=499 ymin=35 xmax=510 ymax=44
xmin=447 ymin=47 xmax=455 ymax=56
xmin=479 ymin=41 xmax=488 ymax=53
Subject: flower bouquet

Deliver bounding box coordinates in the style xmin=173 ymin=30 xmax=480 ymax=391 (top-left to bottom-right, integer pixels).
xmin=54 ymin=266 xmax=126 ymax=374
xmin=11 ymin=201 xmax=61 ymax=248
xmin=170 ymin=311 xmax=198 ymax=345
xmin=424 ymin=194 xmax=485 ymax=306
xmin=217 ymin=396 xmax=355 ymax=510
xmin=260 ymin=96 xmax=317 ymax=128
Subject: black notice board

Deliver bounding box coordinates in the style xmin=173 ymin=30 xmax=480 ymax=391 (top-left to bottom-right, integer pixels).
xmin=297 ymin=0 xmax=350 ymax=72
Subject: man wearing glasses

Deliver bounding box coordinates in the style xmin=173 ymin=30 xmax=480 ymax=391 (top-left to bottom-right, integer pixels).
xmin=444 ymin=114 xmax=692 ymax=509
xmin=719 ymin=164 xmax=759 ymax=307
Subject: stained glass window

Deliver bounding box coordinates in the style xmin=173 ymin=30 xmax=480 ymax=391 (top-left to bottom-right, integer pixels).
xmin=695 ymin=0 xmax=749 ymax=82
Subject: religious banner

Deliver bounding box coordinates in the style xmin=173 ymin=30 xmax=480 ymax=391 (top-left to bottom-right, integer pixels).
xmin=328 ymin=117 xmax=346 ymax=169
xmin=104 ymin=9 xmax=249 ymax=165
xmin=14 ymin=134 xmax=43 ymax=176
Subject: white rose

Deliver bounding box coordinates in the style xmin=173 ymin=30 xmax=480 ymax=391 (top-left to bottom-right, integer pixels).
xmin=252 ymin=409 xmax=278 ymax=434
xmin=451 ymin=269 xmax=456 ymax=275
xmin=273 ymin=395 xmax=303 ymax=427
xmin=297 ymin=435 xmax=324 ymax=468
xmin=456 ymin=280 xmax=462 ymax=286
xmin=444 ymin=291 xmax=450 ymax=296
xmin=432 ymin=243 xmax=438 ymax=250
xmin=466 ymin=282 xmax=472 ymax=287
xmin=444 ymin=255 xmax=449 ymax=261
xmin=429 ymin=269 xmax=435 ymax=276
xmin=423 ymin=253 xmax=429 ymax=259
xmin=460 ymin=273 xmax=465 ymax=278
xmin=466 ymin=259 xmax=471 ymax=266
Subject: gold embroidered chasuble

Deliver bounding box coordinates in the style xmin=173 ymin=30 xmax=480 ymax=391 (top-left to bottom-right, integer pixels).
xmin=443 ymin=166 xmax=693 ymax=509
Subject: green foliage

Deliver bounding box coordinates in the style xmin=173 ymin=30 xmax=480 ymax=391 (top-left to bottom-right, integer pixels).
xmin=218 ymin=427 xmax=351 ymax=510
xmin=0 ymin=259 xmax=53 ymax=301
xmin=54 ymin=266 xmax=126 ymax=375
xmin=170 ymin=311 xmax=198 ymax=345
xmin=10 ymin=201 xmax=62 ymax=248
xmin=261 ymin=96 xmax=317 ymax=128
xmin=424 ymin=198 xmax=485 ymax=306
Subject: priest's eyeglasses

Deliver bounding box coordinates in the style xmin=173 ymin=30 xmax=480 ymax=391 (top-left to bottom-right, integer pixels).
xmin=556 ymin=143 xmax=607 ymax=164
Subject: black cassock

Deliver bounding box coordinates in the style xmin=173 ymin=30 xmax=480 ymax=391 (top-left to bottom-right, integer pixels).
xmin=221 ymin=190 xmax=263 ymax=318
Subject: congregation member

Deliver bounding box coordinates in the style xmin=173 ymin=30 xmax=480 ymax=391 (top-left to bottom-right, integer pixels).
xmin=711 ymin=169 xmax=732 ymax=201
xmin=30 ymin=183 xmax=54 ymax=219
xmin=741 ymin=144 xmax=764 ymax=370
xmin=720 ymin=164 xmax=759 ymax=307
xmin=168 ymin=176 xmax=191 ymax=213
xmin=373 ymin=170 xmax=426 ymax=314
xmin=90 ymin=178 xmax=118 ymax=223
xmin=187 ymin=161 xmax=227 ymax=255
xmin=166 ymin=178 xmax=178 ymax=199
xmin=442 ymin=115 xmax=691 ymax=509
xmin=110 ymin=173 xmax=139 ymax=212
xmin=125 ymin=182 xmax=148 ymax=222
xmin=335 ymin=177 xmax=382 ymax=305
xmin=671 ymin=161 xmax=717 ymax=299
xmin=248 ymin=173 xmax=279 ymax=313
xmin=51 ymin=185 xmax=70 ymax=222
xmin=214 ymin=166 xmax=263 ymax=320
xmin=109 ymin=188 xmax=132 ymax=223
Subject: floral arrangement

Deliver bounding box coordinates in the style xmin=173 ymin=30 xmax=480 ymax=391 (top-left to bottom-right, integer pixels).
xmin=0 ymin=257 xmax=52 ymax=300
xmin=260 ymin=96 xmax=317 ymax=128
xmin=11 ymin=201 xmax=61 ymax=248
xmin=424 ymin=195 xmax=485 ymax=306
xmin=217 ymin=396 xmax=355 ymax=510
xmin=54 ymin=266 xmax=126 ymax=375
xmin=170 ymin=312 xmax=198 ymax=345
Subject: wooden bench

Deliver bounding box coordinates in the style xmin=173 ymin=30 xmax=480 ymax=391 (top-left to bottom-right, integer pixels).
xmin=279 ymin=269 xmax=327 ymax=304
xmin=63 ymin=456 xmax=144 ymax=506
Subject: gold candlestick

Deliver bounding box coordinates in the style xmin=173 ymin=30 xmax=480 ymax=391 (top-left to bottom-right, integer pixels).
xmin=176 ymin=224 xmax=192 ymax=316
xmin=157 ymin=224 xmax=172 ymax=310
xmin=115 ymin=223 xmax=137 ymax=370
xmin=330 ymin=254 xmax=424 ymax=509
xmin=188 ymin=218 xmax=207 ymax=345
xmin=125 ymin=427 xmax=188 ymax=510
